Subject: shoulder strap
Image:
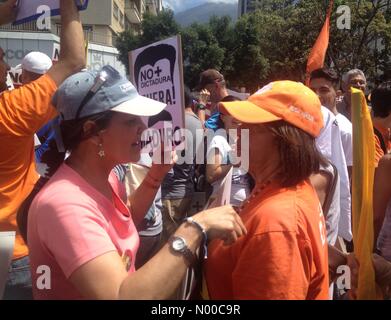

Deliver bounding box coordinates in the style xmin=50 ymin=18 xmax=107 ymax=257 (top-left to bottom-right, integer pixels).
xmin=374 ymin=127 xmax=387 ymax=154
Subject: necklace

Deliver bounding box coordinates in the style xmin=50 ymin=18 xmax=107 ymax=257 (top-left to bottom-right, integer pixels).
xmin=238 ymin=180 xmax=273 ymax=213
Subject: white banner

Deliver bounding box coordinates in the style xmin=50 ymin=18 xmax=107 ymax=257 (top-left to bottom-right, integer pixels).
xmin=15 ymin=0 xmax=89 ymax=25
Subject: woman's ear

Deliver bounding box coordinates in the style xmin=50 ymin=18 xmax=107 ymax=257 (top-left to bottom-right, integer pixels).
xmin=82 ymin=120 xmax=100 ymax=145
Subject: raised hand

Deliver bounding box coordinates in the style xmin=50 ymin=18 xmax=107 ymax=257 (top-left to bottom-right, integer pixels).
xmin=0 ymin=0 xmax=18 ymax=25
xmin=199 ymin=89 xmax=211 ymax=106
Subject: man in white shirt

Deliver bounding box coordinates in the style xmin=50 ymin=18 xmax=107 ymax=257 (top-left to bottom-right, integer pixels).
xmin=309 ymin=69 xmax=353 ymax=245
xmin=316 ymin=107 xmax=352 ymax=243
xmin=309 ymin=68 xmax=353 ymax=175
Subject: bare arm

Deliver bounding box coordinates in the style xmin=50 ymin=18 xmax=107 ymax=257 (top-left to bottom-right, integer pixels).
xmin=69 ymin=206 xmax=247 ymax=300
xmin=47 ymin=0 xmax=85 ymax=86
xmin=128 ymin=166 xmax=164 ymax=226
xmin=373 ymin=155 xmax=391 ymax=241
xmin=310 ymin=172 xmax=330 ymax=210
xmin=206 ymin=149 xmax=232 ymax=184
xmin=0 ymin=0 xmax=17 ymax=25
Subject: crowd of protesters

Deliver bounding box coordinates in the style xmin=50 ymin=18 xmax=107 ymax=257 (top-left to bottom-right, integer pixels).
xmin=1 ymin=0 xmax=391 ymax=300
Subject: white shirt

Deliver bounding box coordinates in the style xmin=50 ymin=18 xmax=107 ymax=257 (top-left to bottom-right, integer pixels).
xmin=317 ymin=107 xmax=353 ymax=242
xmin=207 ymin=132 xmax=251 ymax=207
xmin=336 ymin=113 xmax=353 ymax=167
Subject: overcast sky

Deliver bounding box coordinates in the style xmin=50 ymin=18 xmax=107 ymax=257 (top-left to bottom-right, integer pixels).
xmin=163 ymin=0 xmax=238 ymax=13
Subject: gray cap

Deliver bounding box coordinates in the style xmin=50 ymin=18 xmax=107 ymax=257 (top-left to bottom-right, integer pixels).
xmin=52 ymin=66 xmax=166 ymax=121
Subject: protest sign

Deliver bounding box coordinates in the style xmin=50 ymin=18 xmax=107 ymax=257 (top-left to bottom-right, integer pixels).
xmin=5 ymin=72 xmax=14 ymax=91
xmin=8 ymin=65 xmax=22 ymax=88
xmin=129 ymin=36 xmax=185 ymax=150
xmin=52 ymin=42 xmax=60 ymax=63
xmin=0 ymin=232 xmax=16 ymax=299
xmin=14 ymin=0 xmax=89 ymax=25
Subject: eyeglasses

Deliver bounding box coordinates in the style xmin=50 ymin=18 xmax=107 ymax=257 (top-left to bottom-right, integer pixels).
xmin=75 ymin=65 xmax=121 ymax=120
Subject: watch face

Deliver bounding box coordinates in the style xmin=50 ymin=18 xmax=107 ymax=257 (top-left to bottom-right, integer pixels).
xmin=172 ymin=237 xmax=186 ymax=251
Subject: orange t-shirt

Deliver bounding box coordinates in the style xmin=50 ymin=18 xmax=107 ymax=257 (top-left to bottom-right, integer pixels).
xmin=374 ymin=121 xmax=391 ymax=167
xmin=0 ymin=74 xmax=58 ymax=259
xmin=374 ymin=135 xmax=385 ymax=168
xmin=205 ymin=181 xmax=329 ymax=300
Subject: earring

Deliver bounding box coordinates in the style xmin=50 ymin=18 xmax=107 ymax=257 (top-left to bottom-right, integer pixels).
xmin=98 ymin=144 xmax=105 ymax=158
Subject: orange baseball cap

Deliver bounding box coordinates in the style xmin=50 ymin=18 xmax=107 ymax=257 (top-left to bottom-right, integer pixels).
xmin=219 ymin=81 xmax=324 ymax=137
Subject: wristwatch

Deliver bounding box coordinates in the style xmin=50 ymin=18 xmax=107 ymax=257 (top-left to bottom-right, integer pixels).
xmin=196 ymin=103 xmax=206 ymax=111
xmin=169 ymin=236 xmax=196 ymax=267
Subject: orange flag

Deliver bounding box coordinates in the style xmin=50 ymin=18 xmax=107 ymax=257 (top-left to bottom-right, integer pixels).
xmin=305 ymin=0 xmax=334 ymax=85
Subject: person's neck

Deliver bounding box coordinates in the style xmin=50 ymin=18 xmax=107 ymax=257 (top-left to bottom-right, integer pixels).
xmin=374 ymin=116 xmax=391 ymax=130
xmin=66 ymin=150 xmax=114 ymax=200
xmin=250 ymin=156 xmax=280 ymax=187
xmin=327 ymin=104 xmax=339 ymax=116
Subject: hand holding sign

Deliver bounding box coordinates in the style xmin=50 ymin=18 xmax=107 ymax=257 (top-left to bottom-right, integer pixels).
xmin=14 ymin=0 xmax=89 ymax=25
xmin=0 ymin=0 xmax=18 ymax=25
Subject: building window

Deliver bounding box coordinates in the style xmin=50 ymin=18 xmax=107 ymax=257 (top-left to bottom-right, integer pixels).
xmin=113 ymin=2 xmax=119 ymax=20
xmin=83 ymin=25 xmax=93 ymax=42
xmin=119 ymin=11 xmax=124 ymax=27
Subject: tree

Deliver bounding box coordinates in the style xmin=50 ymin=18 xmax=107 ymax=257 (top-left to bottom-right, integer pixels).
xmin=328 ymin=0 xmax=391 ymax=85
xmin=116 ymin=1 xmax=391 ymax=92
xmin=181 ymin=22 xmax=226 ymax=88
xmin=116 ymin=10 xmax=180 ymax=72
xmin=227 ymin=11 xmax=270 ymax=91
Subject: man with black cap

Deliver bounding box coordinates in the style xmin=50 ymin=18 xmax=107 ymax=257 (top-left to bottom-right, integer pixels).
xmin=196 ymin=69 xmax=229 ymax=128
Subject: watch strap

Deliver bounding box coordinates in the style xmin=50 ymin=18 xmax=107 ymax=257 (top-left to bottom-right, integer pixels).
xmin=169 ymin=236 xmax=197 ymax=267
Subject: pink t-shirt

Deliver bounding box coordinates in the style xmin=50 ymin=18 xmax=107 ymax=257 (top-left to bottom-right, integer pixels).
xmin=28 ymin=164 xmax=139 ymax=300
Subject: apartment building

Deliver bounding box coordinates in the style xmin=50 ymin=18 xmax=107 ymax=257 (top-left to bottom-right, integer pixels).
xmin=0 ymin=0 xmax=163 ymax=47
xmin=0 ymin=1 xmax=162 ymax=77
xmin=62 ymin=0 xmax=163 ymax=46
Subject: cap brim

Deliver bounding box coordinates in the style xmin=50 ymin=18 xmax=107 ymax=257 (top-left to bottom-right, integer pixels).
xmin=220 ymin=101 xmax=281 ymax=124
xmin=111 ymin=94 xmax=167 ymax=117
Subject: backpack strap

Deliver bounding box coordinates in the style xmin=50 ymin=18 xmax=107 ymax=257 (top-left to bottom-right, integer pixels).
xmin=374 ymin=127 xmax=387 ymax=154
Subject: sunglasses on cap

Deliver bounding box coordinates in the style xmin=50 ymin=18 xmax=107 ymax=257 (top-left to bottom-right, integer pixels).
xmin=75 ymin=65 xmax=122 ymax=120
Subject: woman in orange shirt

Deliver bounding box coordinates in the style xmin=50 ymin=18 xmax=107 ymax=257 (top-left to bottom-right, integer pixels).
xmin=205 ymin=81 xmax=330 ymax=300
xmin=372 ymin=81 xmax=391 ymax=166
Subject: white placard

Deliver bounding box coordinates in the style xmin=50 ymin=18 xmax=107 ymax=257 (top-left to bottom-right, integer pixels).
xmin=129 ymin=36 xmax=185 ymax=142
xmin=5 ymin=72 xmax=14 ymax=91
xmin=52 ymin=42 xmax=60 ymax=63
xmin=8 ymin=65 xmax=22 ymax=88
xmin=14 ymin=0 xmax=89 ymax=25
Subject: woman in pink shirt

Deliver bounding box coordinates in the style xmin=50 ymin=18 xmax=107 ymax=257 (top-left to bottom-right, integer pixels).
xmin=26 ymin=66 xmax=246 ymax=300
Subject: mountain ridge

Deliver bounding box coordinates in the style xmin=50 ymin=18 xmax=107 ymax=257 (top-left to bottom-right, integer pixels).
xmin=174 ymin=2 xmax=238 ymax=26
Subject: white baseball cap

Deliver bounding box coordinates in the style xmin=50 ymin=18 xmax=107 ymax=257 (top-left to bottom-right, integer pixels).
xmin=22 ymin=52 xmax=53 ymax=75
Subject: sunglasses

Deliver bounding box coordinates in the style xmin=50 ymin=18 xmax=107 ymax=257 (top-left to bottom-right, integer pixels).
xmin=75 ymin=65 xmax=121 ymax=120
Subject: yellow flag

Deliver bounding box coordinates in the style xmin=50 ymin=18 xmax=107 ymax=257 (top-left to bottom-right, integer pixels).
xmin=351 ymin=88 xmax=379 ymax=299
